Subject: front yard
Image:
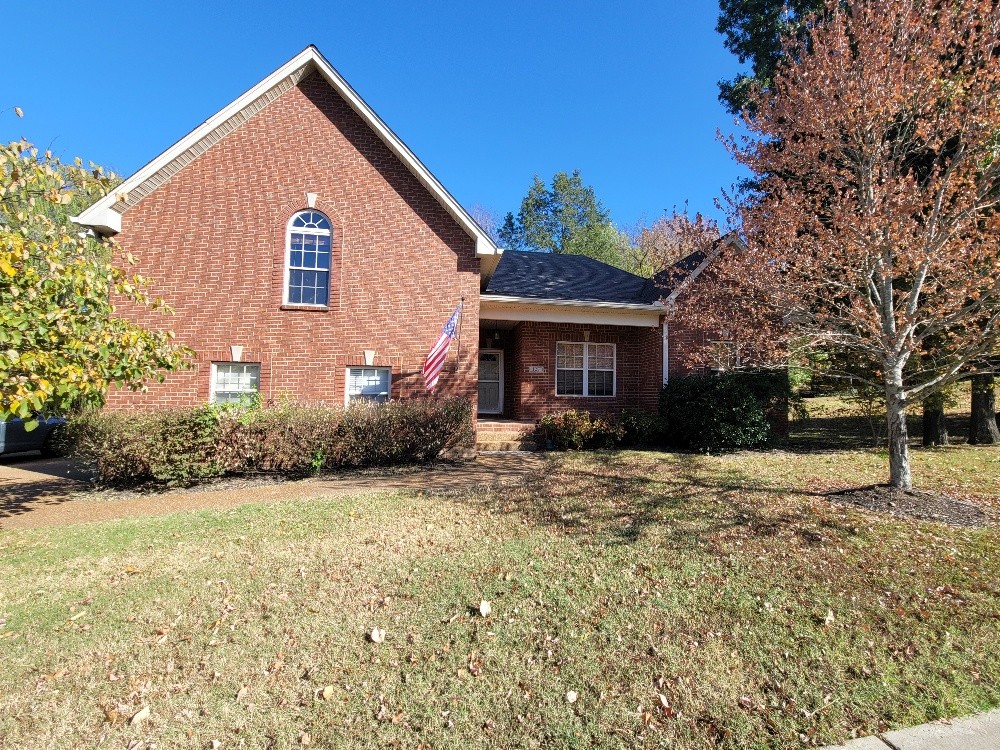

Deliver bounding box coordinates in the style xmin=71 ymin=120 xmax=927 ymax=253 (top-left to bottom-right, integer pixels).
xmin=1 ymin=441 xmax=998 ymax=748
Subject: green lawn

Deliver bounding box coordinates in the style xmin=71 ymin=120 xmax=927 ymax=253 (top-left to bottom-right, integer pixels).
xmin=2 ymin=440 xmax=999 ymax=748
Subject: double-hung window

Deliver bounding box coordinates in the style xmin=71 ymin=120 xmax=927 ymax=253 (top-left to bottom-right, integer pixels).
xmin=285 ymin=210 xmax=331 ymax=306
xmin=556 ymin=342 xmax=615 ymax=396
xmin=346 ymin=367 xmax=391 ymax=405
xmin=210 ymin=362 xmax=260 ymax=404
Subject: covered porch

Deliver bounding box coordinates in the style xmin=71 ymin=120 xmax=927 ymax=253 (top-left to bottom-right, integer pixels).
xmin=476 ymin=300 xmax=665 ymax=423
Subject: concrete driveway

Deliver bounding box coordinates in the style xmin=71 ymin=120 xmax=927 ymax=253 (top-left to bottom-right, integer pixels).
xmin=0 ymin=452 xmax=547 ymax=530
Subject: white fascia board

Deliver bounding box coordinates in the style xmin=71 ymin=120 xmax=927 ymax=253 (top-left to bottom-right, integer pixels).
xmin=69 ymin=207 xmax=120 ymax=235
xmin=481 ymin=295 xmax=663 ymax=328
xmin=483 ymin=294 xmax=663 ymax=312
xmin=73 ymin=46 xmax=500 ymax=257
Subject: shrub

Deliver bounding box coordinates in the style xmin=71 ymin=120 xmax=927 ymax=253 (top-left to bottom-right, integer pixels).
xmin=539 ymin=409 xmax=625 ymax=450
xmin=659 ymin=371 xmax=789 ymax=452
xmin=64 ymin=397 xmax=473 ymax=487
xmin=64 ymin=406 xmax=223 ymax=486
xmin=215 ymin=402 xmax=341 ymax=476
xmin=618 ymin=407 xmax=660 ymax=447
xmin=334 ymin=397 xmax=473 ymax=467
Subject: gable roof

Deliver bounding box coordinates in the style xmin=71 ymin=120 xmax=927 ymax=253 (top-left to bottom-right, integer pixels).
xmin=73 ymin=46 xmax=499 ymax=257
xmin=484 ymin=250 xmax=661 ymax=306
xmin=655 ymin=232 xmax=745 ymax=304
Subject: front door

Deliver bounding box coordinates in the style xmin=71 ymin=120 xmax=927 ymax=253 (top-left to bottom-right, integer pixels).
xmin=478 ymin=350 xmax=503 ymax=415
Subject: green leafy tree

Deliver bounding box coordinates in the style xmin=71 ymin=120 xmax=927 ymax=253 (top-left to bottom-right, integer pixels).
xmin=498 ymin=171 xmax=621 ymax=264
xmin=0 ymin=137 xmax=191 ymax=424
xmin=562 ymin=222 xmax=629 ymax=268
xmin=717 ymin=0 xmax=825 ymax=114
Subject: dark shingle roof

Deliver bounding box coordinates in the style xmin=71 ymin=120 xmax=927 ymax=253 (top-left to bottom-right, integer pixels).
xmin=484 ymin=251 xmax=660 ymax=305
xmin=653 ymin=248 xmax=709 ymax=295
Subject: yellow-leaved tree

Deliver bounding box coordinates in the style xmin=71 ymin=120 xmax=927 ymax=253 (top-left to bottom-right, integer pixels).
xmin=0 ymin=137 xmax=191 ymax=425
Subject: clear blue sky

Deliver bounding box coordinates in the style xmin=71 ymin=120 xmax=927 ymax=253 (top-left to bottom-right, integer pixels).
xmin=6 ymin=1 xmax=748 ymax=231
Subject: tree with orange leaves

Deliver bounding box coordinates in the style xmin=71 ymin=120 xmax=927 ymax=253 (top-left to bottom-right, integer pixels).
xmin=690 ymin=0 xmax=1000 ymax=489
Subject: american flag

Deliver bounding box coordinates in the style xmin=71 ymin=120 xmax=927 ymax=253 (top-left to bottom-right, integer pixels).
xmin=423 ymin=302 xmax=462 ymax=392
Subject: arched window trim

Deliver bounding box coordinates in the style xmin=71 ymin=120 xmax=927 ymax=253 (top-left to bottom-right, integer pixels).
xmin=283 ymin=209 xmax=332 ymax=307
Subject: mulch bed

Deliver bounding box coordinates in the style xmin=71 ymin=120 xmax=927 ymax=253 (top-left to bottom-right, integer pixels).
xmin=827 ymin=485 xmax=995 ymax=527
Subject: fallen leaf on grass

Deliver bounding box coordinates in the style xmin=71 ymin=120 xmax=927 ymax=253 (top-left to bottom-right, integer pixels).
xmin=236 ymin=686 xmax=249 ymax=703
xmin=130 ymin=705 xmax=150 ymax=725
xmin=468 ymin=654 xmax=484 ymax=677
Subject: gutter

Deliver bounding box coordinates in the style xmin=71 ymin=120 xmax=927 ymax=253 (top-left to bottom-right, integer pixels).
xmin=481 ymin=294 xmax=664 ymax=312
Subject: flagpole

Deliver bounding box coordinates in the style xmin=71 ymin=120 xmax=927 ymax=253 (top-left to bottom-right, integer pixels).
xmin=455 ymin=296 xmax=465 ymax=373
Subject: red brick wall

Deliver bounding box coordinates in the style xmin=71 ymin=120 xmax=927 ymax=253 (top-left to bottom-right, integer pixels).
xmin=503 ymin=321 xmax=662 ymax=421
xmin=666 ymin=319 xmax=713 ymax=380
xmin=107 ymin=71 xmax=479 ymax=411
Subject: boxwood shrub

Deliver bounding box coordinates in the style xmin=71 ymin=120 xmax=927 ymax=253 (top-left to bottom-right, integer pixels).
xmin=63 ymin=397 xmax=473 ymax=487
xmin=659 ymin=371 xmax=789 ymax=452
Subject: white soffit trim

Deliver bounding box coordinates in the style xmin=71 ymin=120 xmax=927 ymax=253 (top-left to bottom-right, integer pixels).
xmin=73 ymin=46 xmax=499 ymax=257
xmin=481 ymin=295 xmax=663 ymax=328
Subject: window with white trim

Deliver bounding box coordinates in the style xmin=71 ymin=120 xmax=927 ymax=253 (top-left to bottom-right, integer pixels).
xmin=285 ymin=210 xmax=331 ymax=306
xmin=346 ymin=367 xmax=391 ymax=405
xmin=210 ymin=362 xmax=260 ymax=404
xmin=556 ymin=342 xmax=615 ymax=396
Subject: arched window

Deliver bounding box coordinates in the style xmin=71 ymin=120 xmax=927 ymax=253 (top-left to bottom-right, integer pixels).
xmin=285 ymin=210 xmax=332 ymax=306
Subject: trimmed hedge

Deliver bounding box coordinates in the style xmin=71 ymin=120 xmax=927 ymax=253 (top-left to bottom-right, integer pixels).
xmin=63 ymin=397 xmax=473 ymax=487
xmin=659 ymin=371 xmax=789 ymax=452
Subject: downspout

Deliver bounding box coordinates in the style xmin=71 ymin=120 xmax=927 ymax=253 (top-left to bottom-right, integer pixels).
xmin=662 ymin=321 xmax=669 ymax=385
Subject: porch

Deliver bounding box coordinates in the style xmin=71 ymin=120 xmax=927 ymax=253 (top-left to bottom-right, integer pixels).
xmin=475 ymin=418 xmax=541 ymax=452
xmin=475 ymin=317 xmax=664 ymax=423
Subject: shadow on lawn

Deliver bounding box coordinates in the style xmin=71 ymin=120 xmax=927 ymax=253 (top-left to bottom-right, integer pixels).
xmin=445 ymin=451 xmax=861 ymax=550
xmin=784 ymin=411 xmax=972 ymax=453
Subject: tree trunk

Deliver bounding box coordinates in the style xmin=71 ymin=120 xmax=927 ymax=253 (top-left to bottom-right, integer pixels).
xmin=885 ymin=376 xmax=912 ymax=490
xmin=922 ymin=399 xmax=948 ymax=447
xmin=969 ymin=374 xmax=1000 ymax=445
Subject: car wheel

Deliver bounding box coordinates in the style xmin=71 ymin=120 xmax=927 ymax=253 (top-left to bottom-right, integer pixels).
xmin=40 ymin=427 xmax=66 ymax=459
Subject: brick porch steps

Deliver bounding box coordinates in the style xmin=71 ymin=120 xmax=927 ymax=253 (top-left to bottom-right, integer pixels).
xmin=475 ymin=419 xmax=542 ymax=452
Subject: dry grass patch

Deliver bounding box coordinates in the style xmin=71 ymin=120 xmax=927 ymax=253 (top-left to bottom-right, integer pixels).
xmin=1 ymin=448 xmax=998 ymax=749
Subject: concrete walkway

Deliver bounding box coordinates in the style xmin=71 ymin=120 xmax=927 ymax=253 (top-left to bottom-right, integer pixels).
xmin=0 ymin=452 xmax=547 ymax=529
xmin=822 ymin=708 xmax=1000 ymax=749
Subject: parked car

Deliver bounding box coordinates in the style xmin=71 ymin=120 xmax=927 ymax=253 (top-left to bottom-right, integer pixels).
xmin=0 ymin=416 xmax=66 ymax=456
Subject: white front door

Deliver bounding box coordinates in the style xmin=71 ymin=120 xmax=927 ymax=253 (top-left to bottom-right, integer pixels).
xmin=478 ymin=350 xmax=503 ymax=415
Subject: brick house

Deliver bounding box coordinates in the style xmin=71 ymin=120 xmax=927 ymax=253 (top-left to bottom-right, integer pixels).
xmin=74 ymin=46 xmax=716 ymax=439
